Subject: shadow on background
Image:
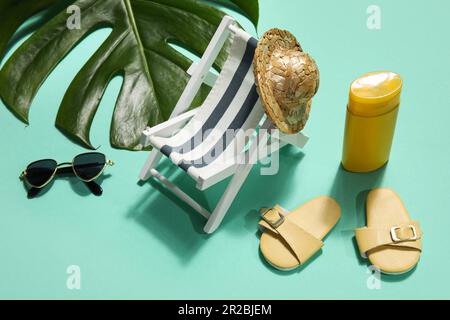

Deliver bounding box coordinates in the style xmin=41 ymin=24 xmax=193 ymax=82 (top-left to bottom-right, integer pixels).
xmin=128 ymin=146 xmax=306 ymax=263
xmin=330 ymin=164 xmax=387 ymax=232
xmin=222 ymin=145 xmax=305 ymax=235
xmin=128 ymin=161 xmax=211 ymax=265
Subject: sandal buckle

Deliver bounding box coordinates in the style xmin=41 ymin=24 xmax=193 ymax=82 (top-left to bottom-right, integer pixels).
xmin=261 ymin=208 xmax=285 ymax=229
xmin=390 ymin=225 xmax=418 ymax=243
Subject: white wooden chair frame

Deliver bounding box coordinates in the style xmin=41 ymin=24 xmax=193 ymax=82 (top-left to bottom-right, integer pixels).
xmin=139 ymin=16 xmax=309 ymax=234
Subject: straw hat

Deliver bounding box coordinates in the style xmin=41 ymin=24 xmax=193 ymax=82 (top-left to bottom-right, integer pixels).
xmin=253 ymin=29 xmax=320 ymax=134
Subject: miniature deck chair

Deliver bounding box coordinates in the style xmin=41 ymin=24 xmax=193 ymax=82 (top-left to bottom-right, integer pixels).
xmin=139 ymin=16 xmax=309 ymax=234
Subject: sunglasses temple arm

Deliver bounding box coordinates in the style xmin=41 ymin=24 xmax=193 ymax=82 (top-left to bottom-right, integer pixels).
xmin=56 ymin=167 xmax=103 ymax=196
xmin=85 ymin=180 xmax=103 ymax=196
xmin=27 ymin=187 xmax=42 ymax=199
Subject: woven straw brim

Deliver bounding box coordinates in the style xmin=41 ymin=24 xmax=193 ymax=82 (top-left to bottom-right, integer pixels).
xmin=253 ymin=29 xmax=311 ymax=134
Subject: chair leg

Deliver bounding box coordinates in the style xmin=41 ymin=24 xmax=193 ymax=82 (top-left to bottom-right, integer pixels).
xmin=203 ymin=117 xmax=273 ymax=234
xmin=203 ymin=162 xmax=254 ymax=234
xmin=139 ymin=149 xmax=163 ymax=181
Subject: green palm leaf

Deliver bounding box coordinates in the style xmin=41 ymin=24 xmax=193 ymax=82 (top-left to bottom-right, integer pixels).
xmin=0 ymin=0 xmax=258 ymax=150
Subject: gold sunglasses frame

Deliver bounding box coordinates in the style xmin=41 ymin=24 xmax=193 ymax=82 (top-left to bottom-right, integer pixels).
xmin=20 ymin=153 xmax=114 ymax=189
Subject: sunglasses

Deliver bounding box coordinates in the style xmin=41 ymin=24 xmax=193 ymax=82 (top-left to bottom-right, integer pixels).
xmin=20 ymin=152 xmax=114 ymax=198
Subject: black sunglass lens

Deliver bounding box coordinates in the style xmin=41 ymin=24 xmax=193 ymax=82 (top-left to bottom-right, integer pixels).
xmin=73 ymin=153 xmax=106 ymax=181
xmin=25 ymin=159 xmax=57 ymax=187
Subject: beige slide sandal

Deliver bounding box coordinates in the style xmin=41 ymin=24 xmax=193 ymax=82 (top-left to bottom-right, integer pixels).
xmin=355 ymin=188 xmax=423 ymax=275
xmin=259 ymin=196 xmax=341 ymax=271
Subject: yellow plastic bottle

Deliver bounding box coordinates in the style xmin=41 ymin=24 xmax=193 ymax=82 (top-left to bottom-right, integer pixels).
xmin=342 ymin=71 xmax=403 ymax=173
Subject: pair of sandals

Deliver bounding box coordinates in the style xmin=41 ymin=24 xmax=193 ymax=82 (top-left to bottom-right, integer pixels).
xmin=259 ymin=188 xmax=423 ymax=275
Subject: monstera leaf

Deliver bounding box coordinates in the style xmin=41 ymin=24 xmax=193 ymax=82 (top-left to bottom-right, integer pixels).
xmin=0 ymin=0 xmax=259 ymax=150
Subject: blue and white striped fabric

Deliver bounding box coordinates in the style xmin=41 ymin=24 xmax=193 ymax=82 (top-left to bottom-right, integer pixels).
xmin=148 ymin=28 xmax=265 ymax=182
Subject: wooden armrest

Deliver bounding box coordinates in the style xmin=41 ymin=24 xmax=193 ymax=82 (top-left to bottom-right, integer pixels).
xmin=272 ymin=131 xmax=309 ymax=148
xmin=140 ymin=109 xmax=198 ymax=147
xmin=263 ymin=116 xmax=309 ymax=148
xmin=187 ymin=62 xmax=219 ymax=87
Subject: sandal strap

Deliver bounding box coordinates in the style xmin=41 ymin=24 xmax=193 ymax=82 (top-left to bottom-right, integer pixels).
xmin=259 ymin=206 xmax=323 ymax=264
xmin=355 ymin=221 xmax=422 ymax=255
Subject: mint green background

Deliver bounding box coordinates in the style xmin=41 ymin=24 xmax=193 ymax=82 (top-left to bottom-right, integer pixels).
xmin=1 ymin=0 xmax=449 ymax=299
